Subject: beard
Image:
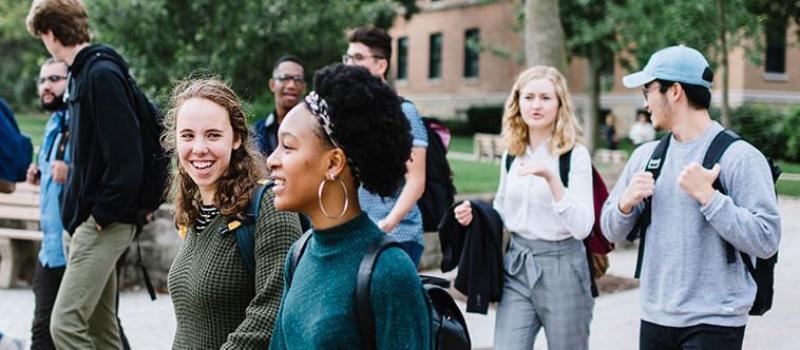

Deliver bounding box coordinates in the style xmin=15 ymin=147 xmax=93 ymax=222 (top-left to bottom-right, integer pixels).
xmin=41 ymin=93 xmax=66 ymax=112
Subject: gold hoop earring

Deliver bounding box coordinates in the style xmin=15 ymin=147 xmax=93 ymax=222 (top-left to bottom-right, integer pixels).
xmin=318 ymin=175 xmax=349 ymax=219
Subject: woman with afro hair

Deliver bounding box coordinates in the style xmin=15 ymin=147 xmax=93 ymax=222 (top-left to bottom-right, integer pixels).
xmin=267 ymin=64 xmax=432 ymax=349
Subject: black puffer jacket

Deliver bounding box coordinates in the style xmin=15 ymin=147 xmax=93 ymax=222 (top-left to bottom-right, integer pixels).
xmin=62 ymin=44 xmax=142 ymax=233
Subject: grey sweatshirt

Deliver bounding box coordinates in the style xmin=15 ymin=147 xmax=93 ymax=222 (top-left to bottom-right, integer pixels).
xmin=601 ymin=121 xmax=781 ymax=327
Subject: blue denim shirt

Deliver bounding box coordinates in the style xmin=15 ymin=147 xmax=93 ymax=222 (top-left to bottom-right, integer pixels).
xmin=37 ymin=110 xmax=69 ymax=268
xmin=358 ymin=101 xmax=428 ymax=245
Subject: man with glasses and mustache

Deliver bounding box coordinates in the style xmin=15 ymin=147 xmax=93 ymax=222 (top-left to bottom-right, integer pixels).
xmin=24 ymin=57 xmax=71 ymax=350
xmin=254 ymin=55 xmax=306 ymax=157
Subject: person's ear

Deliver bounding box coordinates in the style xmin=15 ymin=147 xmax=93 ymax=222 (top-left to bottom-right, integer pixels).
xmin=269 ymin=78 xmax=278 ymax=93
xmin=325 ymin=148 xmax=347 ymax=179
xmin=377 ymin=59 xmax=389 ymax=78
xmin=233 ymin=135 xmax=242 ymax=150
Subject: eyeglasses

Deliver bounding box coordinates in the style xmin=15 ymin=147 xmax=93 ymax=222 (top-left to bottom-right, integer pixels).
xmin=642 ymin=84 xmax=660 ymax=100
xmin=273 ymin=75 xmax=305 ymax=84
xmin=37 ymin=75 xmax=68 ymax=86
xmin=341 ymin=53 xmax=385 ymax=64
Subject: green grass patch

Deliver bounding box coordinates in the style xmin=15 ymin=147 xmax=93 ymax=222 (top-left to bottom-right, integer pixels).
xmin=777 ymin=179 xmax=800 ymax=197
xmin=777 ymin=161 xmax=800 ymax=174
xmin=449 ymin=135 xmax=474 ymax=154
xmin=16 ymin=112 xmax=48 ymax=148
xmin=450 ymin=158 xmax=500 ymax=194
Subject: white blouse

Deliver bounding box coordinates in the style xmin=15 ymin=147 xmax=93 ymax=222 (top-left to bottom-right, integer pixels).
xmin=493 ymin=142 xmax=594 ymax=241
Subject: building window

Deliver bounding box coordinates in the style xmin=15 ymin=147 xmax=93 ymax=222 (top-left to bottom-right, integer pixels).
xmin=464 ymin=28 xmax=480 ymax=78
xmin=429 ymin=33 xmax=442 ymax=79
xmin=397 ymin=37 xmax=408 ymax=80
xmin=765 ymin=17 xmax=787 ymax=74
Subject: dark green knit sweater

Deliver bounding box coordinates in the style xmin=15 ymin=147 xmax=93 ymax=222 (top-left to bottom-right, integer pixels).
xmin=269 ymin=212 xmax=432 ymax=350
xmin=168 ymin=188 xmax=302 ymax=349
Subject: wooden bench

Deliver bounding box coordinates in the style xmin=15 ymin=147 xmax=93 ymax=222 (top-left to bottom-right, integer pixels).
xmin=473 ymin=133 xmax=505 ymax=163
xmin=0 ymin=183 xmax=43 ymax=288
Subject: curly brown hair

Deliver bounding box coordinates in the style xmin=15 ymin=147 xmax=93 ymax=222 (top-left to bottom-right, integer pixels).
xmin=163 ymin=77 xmax=264 ymax=228
xmin=26 ymin=0 xmax=91 ymax=46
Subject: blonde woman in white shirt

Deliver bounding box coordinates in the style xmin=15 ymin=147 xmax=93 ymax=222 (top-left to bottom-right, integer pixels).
xmin=454 ymin=66 xmax=594 ymax=350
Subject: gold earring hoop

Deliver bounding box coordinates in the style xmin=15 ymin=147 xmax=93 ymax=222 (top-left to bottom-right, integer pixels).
xmin=318 ymin=175 xmax=349 ymax=219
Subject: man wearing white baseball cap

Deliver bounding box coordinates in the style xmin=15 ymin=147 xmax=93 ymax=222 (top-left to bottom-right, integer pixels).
xmin=600 ymin=45 xmax=781 ymax=349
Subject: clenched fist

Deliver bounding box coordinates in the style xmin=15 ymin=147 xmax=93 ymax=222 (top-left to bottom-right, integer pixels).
xmin=453 ymin=200 xmax=473 ymax=227
xmin=678 ymin=162 xmax=720 ymax=206
xmin=619 ymin=171 xmax=655 ymax=214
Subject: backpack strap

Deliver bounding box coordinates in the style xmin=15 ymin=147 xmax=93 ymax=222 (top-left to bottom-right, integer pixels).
xmin=287 ymin=229 xmax=313 ymax=289
xmin=504 ymin=153 xmax=515 ymax=173
xmin=355 ymin=236 xmax=405 ymax=350
xmin=702 ymin=129 xmax=741 ymax=264
xmin=234 ymin=182 xmax=271 ymax=277
xmin=558 ymin=149 xmax=573 ymax=188
xmin=630 ymin=133 xmax=672 ymax=278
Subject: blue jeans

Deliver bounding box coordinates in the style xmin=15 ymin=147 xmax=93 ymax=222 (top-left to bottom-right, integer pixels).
xmin=399 ymin=241 xmax=424 ymax=266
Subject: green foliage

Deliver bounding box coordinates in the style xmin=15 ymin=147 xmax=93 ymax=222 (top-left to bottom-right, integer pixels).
xmin=87 ymin=0 xmax=408 ymax=105
xmin=608 ymin=0 xmax=764 ymax=72
xmin=729 ymin=104 xmax=786 ymax=159
xmin=0 ymin=1 xmax=415 ymax=111
xmin=783 ymin=107 xmax=800 ymax=161
xmin=0 ymin=0 xmax=49 ymax=109
xmin=466 ymin=106 xmax=504 ymax=134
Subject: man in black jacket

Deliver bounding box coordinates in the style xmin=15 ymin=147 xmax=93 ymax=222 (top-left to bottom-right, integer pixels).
xmin=27 ymin=1 xmax=141 ymax=348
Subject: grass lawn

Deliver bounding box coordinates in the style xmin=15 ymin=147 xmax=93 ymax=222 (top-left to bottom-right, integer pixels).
xmin=777 ymin=179 xmax=800 ymax=197
xmin=450 ymin=158 xmax=500 ymax=194
xmin=449 ymin=135 xmax=474 ymax=154
xmin=777 ymin=161 xmax=800 ymax=174
xmin=16 ymin=112 xmax=48 ymax=148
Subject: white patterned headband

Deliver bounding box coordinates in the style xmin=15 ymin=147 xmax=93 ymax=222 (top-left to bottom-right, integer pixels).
xmin=305 ymin=91 xmax=340 ymax=148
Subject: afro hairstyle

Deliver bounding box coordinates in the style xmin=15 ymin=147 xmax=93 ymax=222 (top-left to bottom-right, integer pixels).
xmin=312 ymin=64 xmax=412 ymax=197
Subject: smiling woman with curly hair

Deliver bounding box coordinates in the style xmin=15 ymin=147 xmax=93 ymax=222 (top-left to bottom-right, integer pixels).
xmin=267 ymin=64 xmax=432 ymax=349
xmin=163 ymin=77 xmax=302 ymax=349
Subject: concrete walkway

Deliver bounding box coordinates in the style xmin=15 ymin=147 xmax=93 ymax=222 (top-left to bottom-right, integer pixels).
xmin=1 ymin=197 xmax=798 ymax=349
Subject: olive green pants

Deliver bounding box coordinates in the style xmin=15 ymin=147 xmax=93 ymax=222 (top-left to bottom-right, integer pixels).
xmin=50 ymin=216 xmax=134 ymax=350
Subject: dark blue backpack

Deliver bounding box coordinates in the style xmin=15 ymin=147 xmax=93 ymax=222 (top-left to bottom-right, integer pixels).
xmin=0 ymin=98 xmax=33 ymax=182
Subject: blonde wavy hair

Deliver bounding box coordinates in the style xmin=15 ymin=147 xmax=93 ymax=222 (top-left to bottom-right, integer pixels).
xmin=502 ymin=65 xmax=583 ymax=157
xmin=162 ymin=78 xmax=264 ymax=228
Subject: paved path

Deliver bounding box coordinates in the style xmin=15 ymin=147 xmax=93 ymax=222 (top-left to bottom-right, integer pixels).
xmin=2 ymin=197 xmax=798 ymax=349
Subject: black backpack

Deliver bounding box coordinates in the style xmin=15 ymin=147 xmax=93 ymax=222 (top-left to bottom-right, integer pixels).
xmin=84 ymin=52 xmax=169 ymax=223
xmin=84 ymin=52 xmax=169 ymax=301
xmin=419 ymin=116 xmax=457 ymax=232
xmin=628 ymin=129 xmax=780 ymax=315
xmin=288 ymin=232 xmax=471 ymax=350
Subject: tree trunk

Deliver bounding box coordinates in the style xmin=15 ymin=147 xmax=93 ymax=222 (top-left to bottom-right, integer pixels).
xmin=586 ymin=56 xmax=601 ymax=152
xmin=524 ymin=0 xmax=568 ymax=73
xmin=717 ymin=0 xmax=731 ymax=127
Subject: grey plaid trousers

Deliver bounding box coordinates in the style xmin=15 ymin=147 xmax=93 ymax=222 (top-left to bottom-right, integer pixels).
xmin=494 ymin=234 xmax=594 ymax=350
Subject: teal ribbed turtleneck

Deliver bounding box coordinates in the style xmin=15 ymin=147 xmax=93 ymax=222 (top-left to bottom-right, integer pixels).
xmin=269 ymin=212 xmax=432 ymax=350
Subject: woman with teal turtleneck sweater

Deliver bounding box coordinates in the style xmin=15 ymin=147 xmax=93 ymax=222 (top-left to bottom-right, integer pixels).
xmin=267 ymin=64 xmax=432 ymax=350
